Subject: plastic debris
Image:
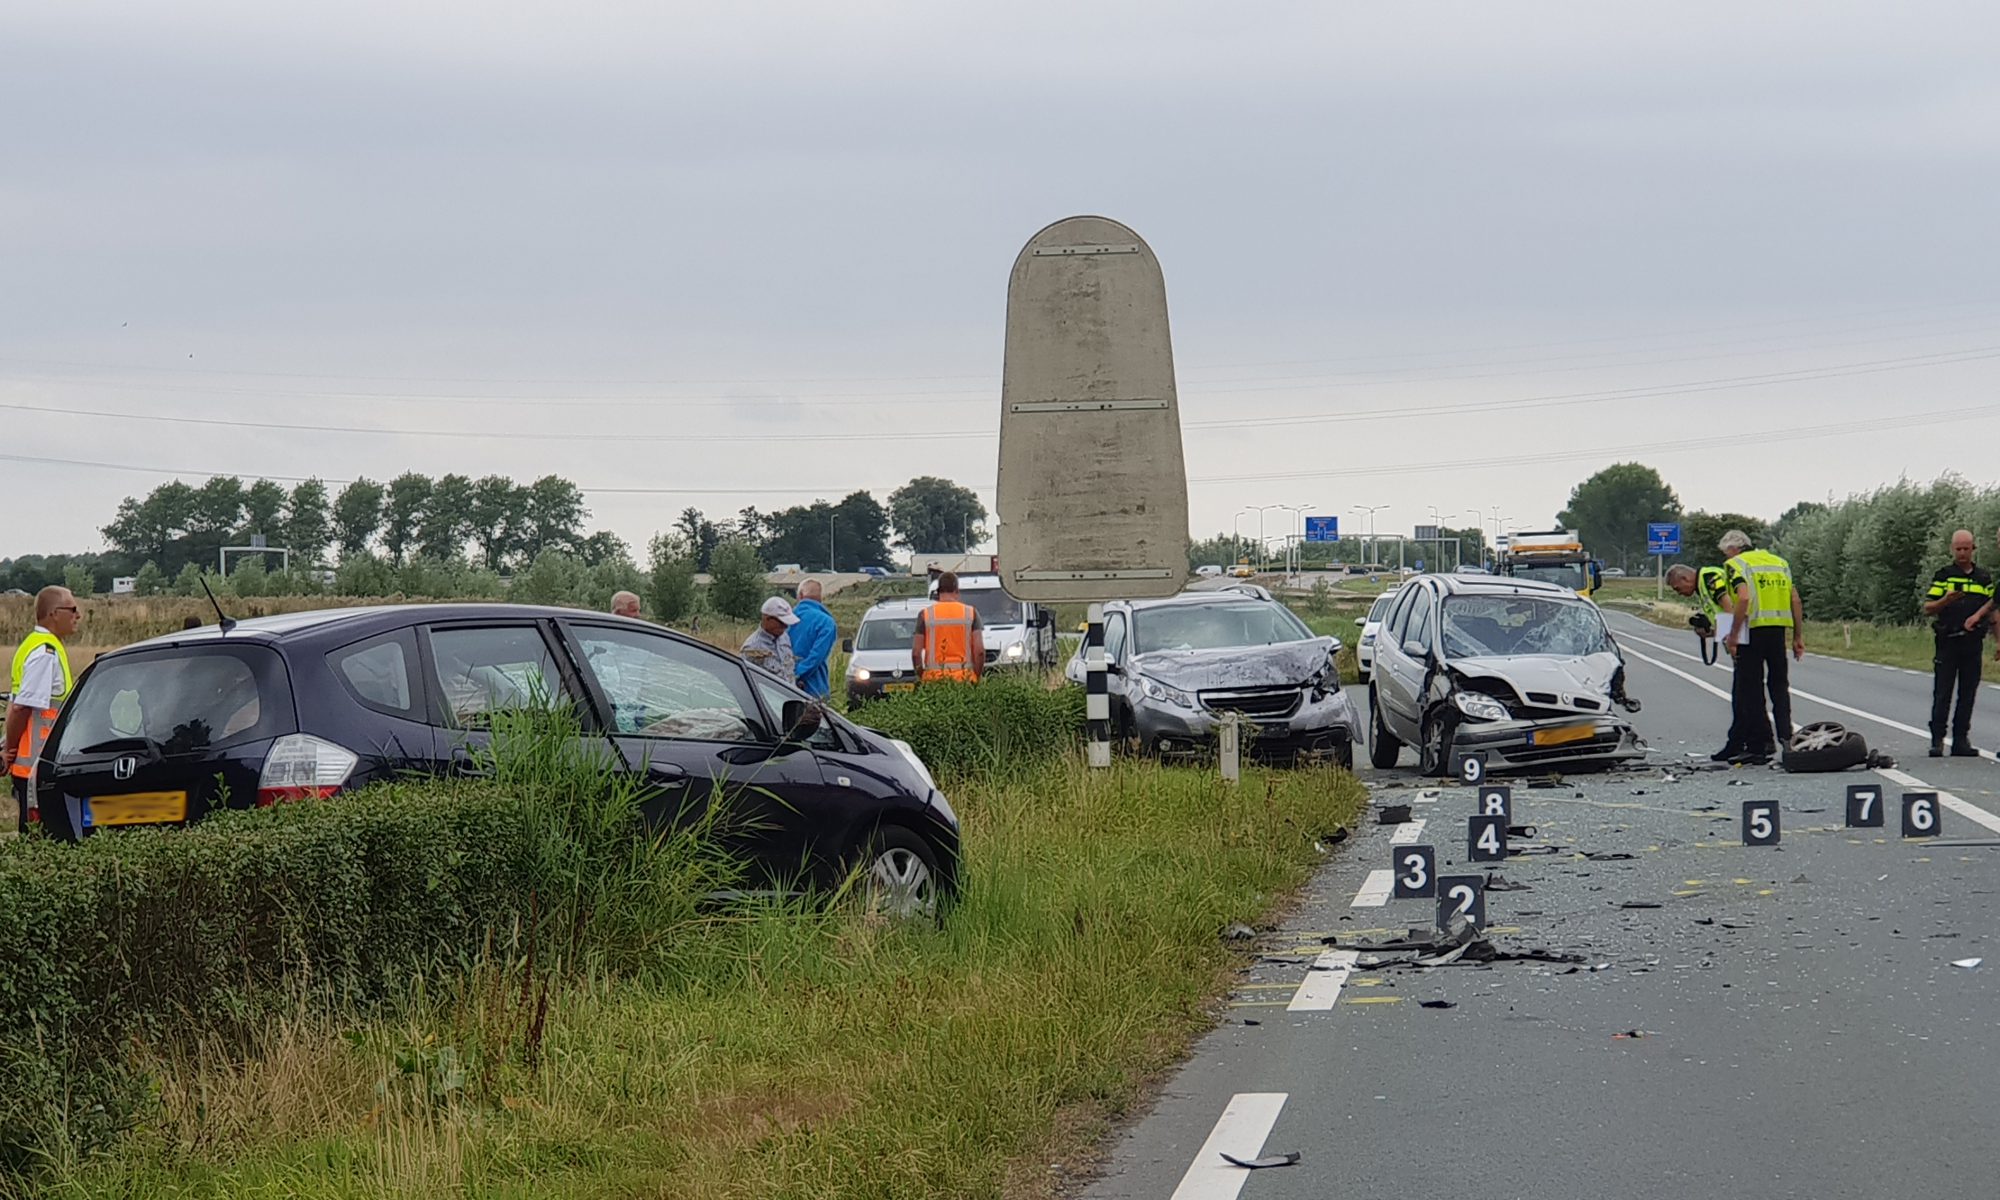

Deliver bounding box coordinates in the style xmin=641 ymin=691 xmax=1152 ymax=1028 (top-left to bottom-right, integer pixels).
xmin=1952 ymin=958 xmax=1984 ymax=969
xmin=1419 ymin=999 xmax=1457 ymax=1009
xmin=1222 ymin=923 xmax=1256 ymax=942
xmin=1377 ymin=805 xmax=1414 ymax=825
xmin=1242 ymin=1018 xmax=1262 ymax=1026
xmin=1586 ymin=852 xmax=1638 ymax=861
xmin=1484 ymin=873 xmax=1531 ymax=892
xmin=1617 ymin=901 xmax=1663 ymax=909
xmin=1507 ymin=824 xmax=1538 ymax=839
xmin=1613 ymin=1030 xmax=1654 ymax=1040
xmin=1221 ymin=1151 xmax=1300 ymax=1170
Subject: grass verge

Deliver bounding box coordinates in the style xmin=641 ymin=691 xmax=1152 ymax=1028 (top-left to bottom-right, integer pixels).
xmin=44 ymin=756 xmax=1364 ymax=1200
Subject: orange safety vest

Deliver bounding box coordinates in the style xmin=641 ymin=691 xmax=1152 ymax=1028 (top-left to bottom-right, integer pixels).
xmin=920 ymin=600 xmax=980 ymax=683
xmin=9 ymin=631 xmax=74 ymax=779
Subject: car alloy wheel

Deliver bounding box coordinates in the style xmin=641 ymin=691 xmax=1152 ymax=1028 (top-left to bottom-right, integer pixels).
xmin=1419 ymin=708 xmax=1452 ymax=777
xmin=864 ymin=828 xmax=941 ymax=921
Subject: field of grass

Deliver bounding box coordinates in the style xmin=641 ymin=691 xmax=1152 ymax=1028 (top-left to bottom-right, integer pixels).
xmin=42 ymin=756 xmax=1364 ymax=1199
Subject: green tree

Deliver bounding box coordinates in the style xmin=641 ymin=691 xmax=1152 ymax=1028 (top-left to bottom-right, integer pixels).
xmin=888 ymin=476 xmax=986 ymax=551
xmin=520 ymin=476 xmax=587 ymax=559
xmin=1679 ymin=511 xmax=1768 ymax=566
xmin=284 ymin=479 xmax=332 ymax=564
xmin=382 ymin=472 xmax=433 ymax=566
xmin=833 ymin=490 xmax=892 ymax=570
xmin=647 ymin=532 xmax=698 ymax=622
xmin=1556 ymin=463 xmax=1681 ymax=570
xmin=707 ymin=539 xmax=766 ymax=620
xmin=469 ymin=475 xmax=524 ymax=569
xmin=676 ymin=507 xmax=722 ymax=571
xmin=240 ymin=479 xmax=288 ymax=540
xmin=510 ymin=549 xmax=591 ymax=606
xmin=578 ymin=530 xmax=630 ymax=568
xmin=62 ymin=562 xmax=95 ymax=597
xmin=333 ymin=552 xmax=396 ymax=597
xmin=226 ymin=555 xmax=269 ymax=598
xmin=169 ymin=562 xmax=207 ymax=597
xmin=132 ymin=561 xmax=167 ymax=596
xmin=417 ymin=473 xmax=476 ymax=561
xmin=333 ymin=478 xmax=386 ymax=558
xmin=101 ymin=480 xmax=197 ymax=571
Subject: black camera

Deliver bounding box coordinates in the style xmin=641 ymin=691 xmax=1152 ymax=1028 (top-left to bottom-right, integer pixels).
xmin=1688 ymin=612 xmax=1714 ymax=635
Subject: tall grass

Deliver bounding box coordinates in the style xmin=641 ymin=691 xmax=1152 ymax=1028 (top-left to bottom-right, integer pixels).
xmin=49 ymin=756 xmax=1364 ymax=1199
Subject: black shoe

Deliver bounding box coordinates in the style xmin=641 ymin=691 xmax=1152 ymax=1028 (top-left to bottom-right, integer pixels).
xmin=1731 ymin=747 xmax=1774 ymax=765
xmin=1953 ymin=743 xmax=1980 ymax=758
xmin=1931 ymin=743 xmax=1945 ymax=758
xmin=1710 ymin=745 xmax=1743 ymax=763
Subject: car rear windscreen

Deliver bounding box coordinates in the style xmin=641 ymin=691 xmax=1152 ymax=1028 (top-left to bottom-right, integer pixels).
xmin=54 ymin=644 xmax=296 ymax=759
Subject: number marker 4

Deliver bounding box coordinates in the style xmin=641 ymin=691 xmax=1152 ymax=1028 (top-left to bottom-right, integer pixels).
xmin=1845 ymin=785 xmax=1883 ymax=829
xmin=1742 ymin=800 xmax=1780 ymax=847
xmin=1902 ymin=792 xmax=1941 ymax=839
xmin=1468 ymin=814 xmax=1508 ymax=863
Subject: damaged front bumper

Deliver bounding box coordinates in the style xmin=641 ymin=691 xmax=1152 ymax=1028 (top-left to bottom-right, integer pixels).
xmin=1134 ymin=690 xmax=1357 ymax=764
xmin=1450 ymin=713 xmax=1644 ymax=772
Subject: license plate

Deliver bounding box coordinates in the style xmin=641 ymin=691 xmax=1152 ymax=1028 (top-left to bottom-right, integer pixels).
xmin=90 ymin=790 xmax=189 ymax=826
xmin=1531 ymin=724 xmax=1596 ymax=748
xmin=1255 ymin=723 xmax=1290 ymax=737
xmin=884 ymin=682 xmax=916 ymax=694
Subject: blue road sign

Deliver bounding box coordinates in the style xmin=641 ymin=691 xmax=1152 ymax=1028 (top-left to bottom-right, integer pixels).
xmin=1305 ymin=516 xmax=1339 ymax=543
xmin=1415 ymin=559 xmax=1425 ymax=572
xmin=1647 ymin=521 xmax=1682 ymax=556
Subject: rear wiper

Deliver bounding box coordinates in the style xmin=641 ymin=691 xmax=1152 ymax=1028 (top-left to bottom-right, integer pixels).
xmin=73 ymin=736 xmax=160 ymax=756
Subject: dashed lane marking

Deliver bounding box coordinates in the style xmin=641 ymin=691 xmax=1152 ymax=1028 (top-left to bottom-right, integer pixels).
xmin=1288 ymin=949 xmax=1360 ymax=1011
xmin=1168 ymin=1093 xmax=1289 ymax=1200
xmin=1351 ymin=869 xmax=1395 ymax=907
xmin=1391 ymin=818 xmax=1428 ymax=845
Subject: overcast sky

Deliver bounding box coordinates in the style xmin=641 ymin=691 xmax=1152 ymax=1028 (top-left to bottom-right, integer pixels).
xmin=5 ymin=1 xmax=1997 ymax=563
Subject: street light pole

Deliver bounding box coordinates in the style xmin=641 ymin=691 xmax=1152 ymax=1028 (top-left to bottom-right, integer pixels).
xmin=829 ymin=511 xmax=837 ymax=572
xmin=1350 ymin=505 xmax=1390 ymax=571
xmin=1234 ymin=508 xmax=1253 ymax=568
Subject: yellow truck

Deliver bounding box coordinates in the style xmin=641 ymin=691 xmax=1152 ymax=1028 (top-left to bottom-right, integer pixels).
xmin=1494 ymin=529 xmax=1603 ymax=599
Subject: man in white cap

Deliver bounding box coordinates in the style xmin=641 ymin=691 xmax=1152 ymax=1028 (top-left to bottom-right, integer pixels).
xmin=741 ymin=596 xmax=799 ymax=679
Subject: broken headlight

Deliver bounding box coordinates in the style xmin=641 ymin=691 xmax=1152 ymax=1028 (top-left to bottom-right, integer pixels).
xmin=1140 ymin=676 xmax=1196 ymax=709
xmin=1452 ymin=691 xmax=1510 ymax=722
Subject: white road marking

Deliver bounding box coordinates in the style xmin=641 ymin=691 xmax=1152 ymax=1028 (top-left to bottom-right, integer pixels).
xmin=1288 ymin=949 xmax=1361 ymax=1011
xmin=1390 ymin=817 xmax=1427 ymax=845
xmin=1875 ymin=766 xmax=2000 ymax=836
xmin=1614 ymin=618 xmax=2000 ymax=834
xmin=1169 ymin=1092 xmax=1290 ymax=1200
xmin=1350 ymin=868 xmax=1395 ymax=907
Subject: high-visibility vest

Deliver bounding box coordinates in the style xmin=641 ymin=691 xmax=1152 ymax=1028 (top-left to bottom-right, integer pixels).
xmin=1727 ymin=549 xmax=1796 ymax=629
xmin=1696 ymin=566 xmax=1731 ymax=619
xmin=920 ymin=600 xmax=980 ymax=682
xmin=9 ymin=631 xmax=74 ymax=779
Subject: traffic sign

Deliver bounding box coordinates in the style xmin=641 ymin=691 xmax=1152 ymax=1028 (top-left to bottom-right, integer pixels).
xmin=1304 ymin=516 xmax=1339 ymax=543
xmin=1647 ymin=522 xmax=1682 ymax=556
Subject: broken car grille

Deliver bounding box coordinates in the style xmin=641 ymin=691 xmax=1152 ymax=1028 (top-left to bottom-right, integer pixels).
xmin=1200 ymin=688 xmax=1303 ymax=719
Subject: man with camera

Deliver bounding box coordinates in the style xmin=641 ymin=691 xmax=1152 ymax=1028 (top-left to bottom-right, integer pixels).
xmin=1668 ymin=562 xmax=1744 ymax=759
xmin=1923 ymin=529 xmax=1993 ymax=757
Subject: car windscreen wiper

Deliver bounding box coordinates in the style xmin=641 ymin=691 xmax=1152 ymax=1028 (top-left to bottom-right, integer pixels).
xmin=71 ymin=736 xmax=163 ymax=757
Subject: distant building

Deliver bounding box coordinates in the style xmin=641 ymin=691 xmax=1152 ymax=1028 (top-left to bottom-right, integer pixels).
xmin=111 ymin=576 xmax=137 ymax=595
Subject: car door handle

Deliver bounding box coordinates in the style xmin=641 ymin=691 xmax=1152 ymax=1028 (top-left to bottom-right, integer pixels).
xmin=649 ymin=764 xmax=689 ymax=790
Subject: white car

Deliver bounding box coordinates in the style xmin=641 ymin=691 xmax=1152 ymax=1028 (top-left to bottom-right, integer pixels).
xmin=1353 ymin=590 xmax=1399 ymax=682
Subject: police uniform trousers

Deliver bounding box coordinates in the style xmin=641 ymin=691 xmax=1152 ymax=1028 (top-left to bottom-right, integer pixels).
xmin=1732 ymin=626 xmax=1794 ymax=752
xmin=1932 ymin=633 xmax=1984 ymax=748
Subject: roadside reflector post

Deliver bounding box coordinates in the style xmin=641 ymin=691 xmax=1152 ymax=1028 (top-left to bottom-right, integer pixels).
xmin=1219 ymin=713 xmax=1241 ymax=784
xmin=1085 ymin=604 xmax=1111 ymax=768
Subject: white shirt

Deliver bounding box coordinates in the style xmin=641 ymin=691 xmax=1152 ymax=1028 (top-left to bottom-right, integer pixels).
xmin=12 ymin=626 xmax=61 ymax=709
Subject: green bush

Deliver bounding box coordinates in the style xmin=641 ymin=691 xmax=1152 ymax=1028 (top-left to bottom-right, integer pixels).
xmin=848 ymin=674 xmax=1083 ymax=781
xmin=0 ymin=713 xmax=732 ymax=1176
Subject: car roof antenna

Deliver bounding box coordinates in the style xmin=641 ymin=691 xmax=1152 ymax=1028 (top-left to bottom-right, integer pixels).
xmin=196 ymin=574 xmax=238 ymax=633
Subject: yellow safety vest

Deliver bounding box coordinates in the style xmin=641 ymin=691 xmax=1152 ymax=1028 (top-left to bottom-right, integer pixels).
xmin=1696 ymin=566 xmax=1731 ymax=619
xmin=1727 ymin=549 xmax=1796 ymax=629
xmin=9 ymin=630 xmax=75 ymax=779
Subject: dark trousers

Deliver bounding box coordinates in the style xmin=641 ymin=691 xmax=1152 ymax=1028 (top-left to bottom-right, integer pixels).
xmin=1732 ymin=625 xmax=1793 ymax=751
xmin=1931 ymin=634 xmax=1984 ymax=747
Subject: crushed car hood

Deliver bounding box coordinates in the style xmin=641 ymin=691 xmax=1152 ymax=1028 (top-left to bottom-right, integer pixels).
xmin=1450 ymin=653 xmax=1622 ymax=711
xmin=1134 ymin=639 xmax=1335 ymax=689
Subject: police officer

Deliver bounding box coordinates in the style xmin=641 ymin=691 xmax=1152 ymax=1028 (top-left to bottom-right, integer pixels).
xmin=1720 ymin=530 xmax=1804 ymax=763
xmin=1923 ymin=529 xmax=1992 ymax=757
xmin=1667 ymin=563 xmax=1742 ymax=759
xmin=5 ymin=586 xmax=81 ymax=831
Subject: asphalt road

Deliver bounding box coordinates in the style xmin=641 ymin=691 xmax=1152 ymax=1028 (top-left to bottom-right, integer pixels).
xmin=1079 ymin=611 xmax=2000 ymax=1200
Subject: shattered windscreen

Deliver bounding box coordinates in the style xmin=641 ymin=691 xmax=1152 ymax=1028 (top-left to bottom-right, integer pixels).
xmin=1133 ymin=602 xmax=1313 ymax=654
xmin=1441 ymin=595 xmax=1613 ymax=659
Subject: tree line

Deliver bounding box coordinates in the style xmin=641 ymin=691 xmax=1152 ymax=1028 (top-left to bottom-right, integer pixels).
xmin=1 ymin=473 xmax=990 ymax=623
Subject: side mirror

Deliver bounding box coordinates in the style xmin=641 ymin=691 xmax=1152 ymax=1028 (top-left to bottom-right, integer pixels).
xmin=780 ymin=699 xmax=823 ymax=742
xmin=1589 ymin=562 xmax=1604 ymax=589
xmin=1353 ymin=616 xmax=1366 ymax=628
xmin=1104 ymin=660 xmax=1123 ymax=676
xmin=840 ymin=638 xmax=853 ymax=654
xmin=1402 ymin=638 xmax=1428 ymax=659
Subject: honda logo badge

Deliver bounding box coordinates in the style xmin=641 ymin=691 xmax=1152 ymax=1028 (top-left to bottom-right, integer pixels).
xmin=112 ymin=756 xmax=137 ymax=781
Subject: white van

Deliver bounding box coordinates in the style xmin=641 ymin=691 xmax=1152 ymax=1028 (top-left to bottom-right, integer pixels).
xmin=926 ymin=573 xmax=1057 ymax=669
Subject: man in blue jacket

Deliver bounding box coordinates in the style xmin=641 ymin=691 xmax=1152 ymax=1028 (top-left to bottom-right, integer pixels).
xmin=789 ymin=578 xmax=838 ymax=699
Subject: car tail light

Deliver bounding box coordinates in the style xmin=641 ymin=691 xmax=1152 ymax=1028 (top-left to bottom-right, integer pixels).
xmin=257 ymin=734 xmax=358 ymax=805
